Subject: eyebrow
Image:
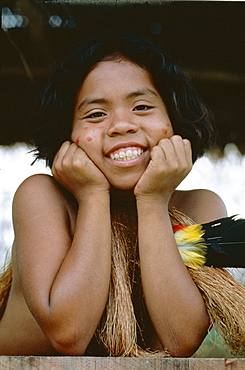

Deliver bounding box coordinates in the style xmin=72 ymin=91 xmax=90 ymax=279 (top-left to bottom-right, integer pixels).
xmin=127 ymin=89 xmax=159 ymax=99
xmin=77 ymin=98 xmax=107 ymax=111
xmin=77 ymin=88 xmax=159 ymax=111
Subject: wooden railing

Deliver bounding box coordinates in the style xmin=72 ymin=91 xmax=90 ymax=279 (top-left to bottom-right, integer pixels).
xmin=0 ymin=357 xmax=244 ymax=369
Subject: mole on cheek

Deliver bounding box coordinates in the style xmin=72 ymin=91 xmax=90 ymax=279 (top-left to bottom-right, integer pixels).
xmin=75 ymin=136 xmax=81 ymax=144
xmin=87 ymin=136 xmax=92 ymax=141
xmin=162 ymin=129 xmax=168 ymax=135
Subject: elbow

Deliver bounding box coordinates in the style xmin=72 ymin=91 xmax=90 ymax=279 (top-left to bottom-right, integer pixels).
xmin=169 ymin=342 xmax=200 ymax=358
xmin=168 ymin=313 xmax=210 ymax=357
xmin=161 ymin=329 xmax=208 ymax=358
xmin=47 ymin=327 xmax=92 ymax=356
xmin=50 ymin=339 xmax=87 ymax=356
xmin=36 ymin=304 xmax=98 ymax=355
xmin=165 ymin=340 xmax=201 ymax=358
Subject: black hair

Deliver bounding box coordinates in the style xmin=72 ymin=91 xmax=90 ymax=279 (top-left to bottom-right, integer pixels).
xmin=29 ymin=33 xmax=215 ymax=167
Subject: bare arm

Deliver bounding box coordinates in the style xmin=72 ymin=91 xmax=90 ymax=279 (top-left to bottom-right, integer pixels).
xmin=14 ymin=142 xmax=111 ymax=355
xmin=134 ymin=136 xmax=227 ymax=357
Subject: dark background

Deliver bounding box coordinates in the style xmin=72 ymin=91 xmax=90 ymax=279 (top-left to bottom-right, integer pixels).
xmin=1 ymin=0 xmax=245 ymax=154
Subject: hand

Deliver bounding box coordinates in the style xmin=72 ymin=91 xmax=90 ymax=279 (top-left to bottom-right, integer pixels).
xmin=52 ymin=141 xmax=110 ymax=201
xmin=134 ymin=136 xmax=192 ymax=203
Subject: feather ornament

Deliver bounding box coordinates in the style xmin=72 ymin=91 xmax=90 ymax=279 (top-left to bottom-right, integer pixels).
xmin=201 ymin=216 xmax=245 ymax=267
xmin=173 ymin=216 xmax=245 ymax=268
xmin=173 ymin=224 xmax=207 ymax=269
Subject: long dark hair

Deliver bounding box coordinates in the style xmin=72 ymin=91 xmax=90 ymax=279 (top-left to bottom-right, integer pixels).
xmin=29 ymin=33 xmax=214 ymax=167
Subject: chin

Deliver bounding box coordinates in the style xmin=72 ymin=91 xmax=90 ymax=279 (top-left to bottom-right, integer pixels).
xmin=110 ymin=180 xmax=137 ymax=191
xmin=117 ymin=184 xmax=136 ymax=190
xmin=109 ymin=174 xmax=141 ymax=191
xmin=110 ymin=178 xmax=138 ymax=194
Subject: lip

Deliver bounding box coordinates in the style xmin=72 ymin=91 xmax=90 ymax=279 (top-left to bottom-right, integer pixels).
xmin=105 ymin=141 xmax=146 ymax=156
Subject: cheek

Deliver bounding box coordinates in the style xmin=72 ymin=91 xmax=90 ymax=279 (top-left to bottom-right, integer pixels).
xmin=83 ymin=126 xmax=105 ymax=143
xmin=72 ymin=127 xmax=93 ymax=145
xmin=75 ymin=134 xmax=93 ymax=144
xmin=75 ymin=136 xmax=81 ymax=144
xmin=72 ymin=125 xmax=105 ymax=150
xmin=163 ymin=122 xmax=174 ymax=137
xmin=151 ymin=124 xmax=173 ymax=141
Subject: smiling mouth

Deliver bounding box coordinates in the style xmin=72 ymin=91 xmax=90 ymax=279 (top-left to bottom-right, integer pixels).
xmin=109 ymin=148 xmax=144 ymax=161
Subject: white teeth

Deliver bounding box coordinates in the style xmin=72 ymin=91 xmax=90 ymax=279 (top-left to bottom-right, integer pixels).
xmin=110 ymin=148 xmax=143 ymax=161
xmin=126 ymin=149 xmax=132 ymax=160
xmin=119 ymin=151 xmax=126 ymax=158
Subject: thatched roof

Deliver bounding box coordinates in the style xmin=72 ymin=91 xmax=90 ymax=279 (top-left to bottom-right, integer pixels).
xmin=1 ymin=1 xmax=245 ymax=154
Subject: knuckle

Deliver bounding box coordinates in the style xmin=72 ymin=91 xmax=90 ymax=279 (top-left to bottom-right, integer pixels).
xmin=62 ymin=157 xmax=70 ymax=168
xmin=153 ymin=145 xmax=162 ymax=153
xmin=183 ymin=138 xmax=190 ymax=145
xmin=159 ymin=137 xmax=169 ymax=144
xmin=159 ymin=138 xmax=170 ymax=148
xmin=171 ymin=164 xmax=179 ymax=173
xmin=171 ymin=135 xmax=182 ymax=142
xmin=184 ymin=139 xmax=192 ymax=151
xmin=151 ymin=146 xmax=161 ymax=158
xmin=73 ymin=158 xmax=82 ymax=169
xmin=52 ymin=159 xmax=61 ymax=171
xmin=156 ymin=164 xmax=166 ymax=173
xmin=51 ymin=167 xmax=56 ymax=177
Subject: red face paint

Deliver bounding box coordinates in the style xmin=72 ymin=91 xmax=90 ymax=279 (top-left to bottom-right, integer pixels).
xmin=87 ymin=136 xmax=92 ymax=141
xmin=75 ymin=136 xmax=80 ymax=144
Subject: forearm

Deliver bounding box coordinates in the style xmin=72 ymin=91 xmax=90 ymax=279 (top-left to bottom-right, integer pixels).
xmin=44 ymin=192 xmax=111 ymax=353
xmin=137 ymin=199 xmax=209 ymax=356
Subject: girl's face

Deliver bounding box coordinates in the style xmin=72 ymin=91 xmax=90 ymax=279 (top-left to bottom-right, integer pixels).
xmin=71 ymin=59 xmax=174 ymax=189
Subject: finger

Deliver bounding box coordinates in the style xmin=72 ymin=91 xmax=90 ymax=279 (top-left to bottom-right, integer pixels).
xmin=60 ymin=142 xmax=83 ymax=169
xmin=183 ymin=139 xmax=193 ymax=167
xmin=53 ymin=141 xmax=72 ymax=164
xmin=52 ymin=141 xmax=70 ymax=176
xmin=52 ymin=141 xmax=75 ymax=175
xmin=156 ymin=136 xmax=192 ymax=176
xmin=150 ymin=143 xmax=167 ymax=166
xmin=170 ymin=136 xmax=193 ymax=178
xmin=156 ymin=138 xmax=178 ymax=165
xmin=169 ymin=135 xmax=190 ymax=167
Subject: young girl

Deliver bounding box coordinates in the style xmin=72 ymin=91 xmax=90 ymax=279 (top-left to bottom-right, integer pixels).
xmin=0 ymin=34 xmax=244 ymax=357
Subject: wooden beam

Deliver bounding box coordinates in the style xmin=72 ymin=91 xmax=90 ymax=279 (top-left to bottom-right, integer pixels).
xmin=0 ymin=357 xmax=244 ymax=370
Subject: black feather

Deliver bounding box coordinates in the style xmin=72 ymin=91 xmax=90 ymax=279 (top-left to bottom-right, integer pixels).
xmin=201 ymin=216 xmax=245 ymax=267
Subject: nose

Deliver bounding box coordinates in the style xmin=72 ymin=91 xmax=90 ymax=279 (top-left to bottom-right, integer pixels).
xmin=106 ymin=111 xmax=139 ymax=137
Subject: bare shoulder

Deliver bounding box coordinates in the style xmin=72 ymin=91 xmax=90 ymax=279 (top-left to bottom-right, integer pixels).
xmin=14 ymin=174 xmax=62 ymax=200
xmin=171 ymin=189 xmax=228 ymax=224
xmin=12 ymin=174 xmax=76 ymax=232
xmin=13 ymin=174 xmax=70 ymax=212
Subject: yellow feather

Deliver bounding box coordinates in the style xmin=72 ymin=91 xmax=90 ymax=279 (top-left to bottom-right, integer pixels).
xmin=174 ymin=225 xmax=207 ymax=269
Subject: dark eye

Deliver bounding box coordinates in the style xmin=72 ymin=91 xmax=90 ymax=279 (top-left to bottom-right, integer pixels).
xmin=133 ymin=105 xmax=153 ymax=111
xmin=87 ymin=112 xmax=106 ymax=119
